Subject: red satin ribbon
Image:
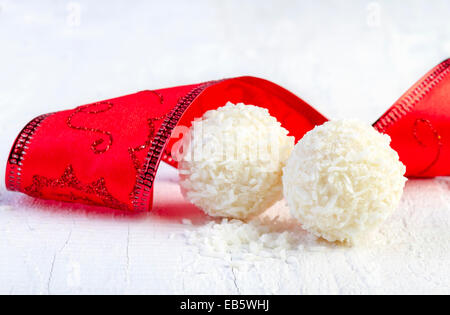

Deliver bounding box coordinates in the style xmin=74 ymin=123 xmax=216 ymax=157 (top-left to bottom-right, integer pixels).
xmin=5 ymin=60 xmax=450 ymax=212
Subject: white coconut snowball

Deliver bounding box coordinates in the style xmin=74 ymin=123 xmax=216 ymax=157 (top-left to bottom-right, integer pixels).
xmin=282 ymin=120 xmax=407 ymax=244
xmin=179 ymin=102 xmax=295 ymax=219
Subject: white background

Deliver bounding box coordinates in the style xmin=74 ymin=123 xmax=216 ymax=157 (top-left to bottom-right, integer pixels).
xmin=0 ymin=0 xmax=449 ymax=295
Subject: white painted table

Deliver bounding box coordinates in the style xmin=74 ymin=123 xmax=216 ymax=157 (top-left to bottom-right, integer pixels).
xmin=0 ymin=0 xmax=449 ymax=295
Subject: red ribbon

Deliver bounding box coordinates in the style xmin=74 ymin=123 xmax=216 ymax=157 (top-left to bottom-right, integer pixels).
xmin=6 ymin=60 xmax=450 ymax=212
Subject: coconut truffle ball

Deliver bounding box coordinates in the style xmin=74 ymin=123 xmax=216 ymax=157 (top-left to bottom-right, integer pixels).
xmin=179 ymin=102 xmax=295 ymax=219
xmin=282 ymin=120 xmax=407 ymax=244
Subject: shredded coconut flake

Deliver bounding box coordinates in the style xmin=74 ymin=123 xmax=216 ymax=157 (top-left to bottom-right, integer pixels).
xmin=283 ymin=120 xmax=407 ymax=244
xmin=181 ymin=218 xmax=193 ymax=225
xmin=179 ymin=102 xmax=294 ymax=219
xmin=0 ymin=205 xmax=13 ymax=211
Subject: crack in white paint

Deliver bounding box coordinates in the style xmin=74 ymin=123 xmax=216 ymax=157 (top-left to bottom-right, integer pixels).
xmin=125 ymin=224 xmax=131 ymax=289
xmin=47 ymin=227 xmax=73 ymax=295
xmin=229 ymin=257 xmax=241 ymax=295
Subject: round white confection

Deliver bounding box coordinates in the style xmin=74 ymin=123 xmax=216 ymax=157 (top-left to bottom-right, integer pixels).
xmin=179 ymin=102 xmax=295 ymax=219
xmin=282 ymin=120 xmax=407 ymax=244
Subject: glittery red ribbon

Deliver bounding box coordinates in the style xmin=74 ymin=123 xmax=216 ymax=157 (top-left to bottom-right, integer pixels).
xmin=5 ymin=60 xmax=450 ymax=212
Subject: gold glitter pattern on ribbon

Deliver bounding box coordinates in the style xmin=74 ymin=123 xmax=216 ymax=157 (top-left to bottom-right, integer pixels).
xmin=25 ymin=165 xmax=130 ymax=211
xmin=67 ymin=101 xmax=114 ymax=154
xmin=412 ymin=118 xmax=443 ymax=176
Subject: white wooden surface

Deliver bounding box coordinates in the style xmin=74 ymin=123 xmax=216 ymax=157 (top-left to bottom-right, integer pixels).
xmin=0 ymin=0 xmax=449 ymax=295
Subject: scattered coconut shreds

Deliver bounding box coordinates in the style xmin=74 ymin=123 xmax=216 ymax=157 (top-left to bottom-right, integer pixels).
xmin=180 ymin=215 xmax=330 ymax=264
xmin=283 ymin=120 xmax=407 ymax=244
xmin=179 ymin=102 xmax=295 ymax=220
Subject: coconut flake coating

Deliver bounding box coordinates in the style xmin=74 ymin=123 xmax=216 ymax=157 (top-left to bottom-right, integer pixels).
xmin=282 ymin=120 xmax=407 ymax=244
xmin=179 ymin=102 xmax=295 ymax=219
